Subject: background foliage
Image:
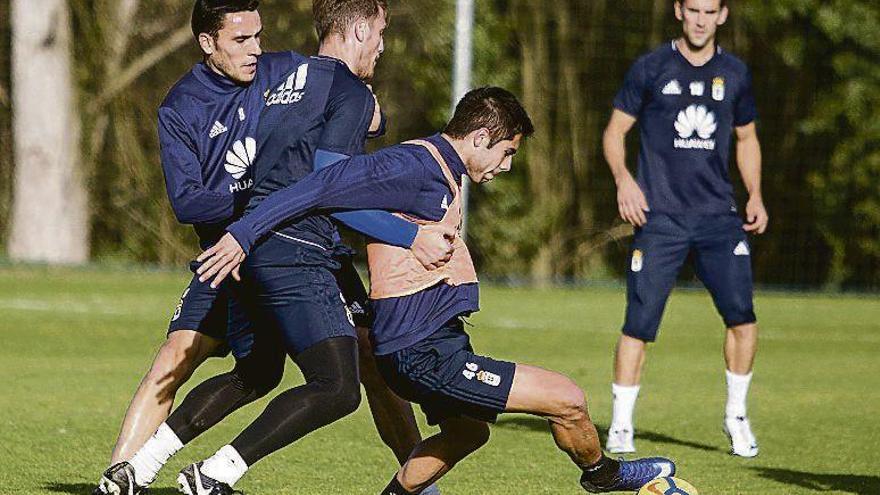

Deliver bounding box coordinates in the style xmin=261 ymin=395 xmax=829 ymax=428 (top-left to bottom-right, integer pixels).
xmin=1 ymin=0 xmax=878 ymax=289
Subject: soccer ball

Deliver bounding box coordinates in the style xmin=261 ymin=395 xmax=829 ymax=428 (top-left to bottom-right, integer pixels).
xmin=637 ymin=477 xmax=698 ymax=495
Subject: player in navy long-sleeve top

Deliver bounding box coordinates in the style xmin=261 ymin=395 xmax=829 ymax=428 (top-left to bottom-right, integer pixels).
xmin=94 ymin=2 xmax=446 ymax=495
xmin=105 ymin=2 xmax=449 ymax=493
xmin=199 ymin=87 xmax=679 ymax=495
xmin=94 ymin=7 xmax=301 ymax=493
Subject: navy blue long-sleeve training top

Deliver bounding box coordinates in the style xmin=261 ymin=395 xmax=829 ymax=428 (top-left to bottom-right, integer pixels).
xmin=246 ymin=55 xmax=418 ymax=251
xmin=158 ymin=51 xmax=303 ymax=249
xmin=228 ymin=134 xmax=479 ymax=354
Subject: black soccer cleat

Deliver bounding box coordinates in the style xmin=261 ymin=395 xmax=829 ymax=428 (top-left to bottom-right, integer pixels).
xmin=580 ymin=456 xmax=676 ymax=492
xmin=177 ymin=462 xmax=239 ymax=495
xmin=93 ymin=462 xmax=149 ymax=495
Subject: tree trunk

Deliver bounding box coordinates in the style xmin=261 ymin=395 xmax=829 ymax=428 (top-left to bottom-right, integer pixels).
xmin=9 ymin=0 xmax=88 ymax=263
xmin=516 ymin=0 xmax=558 ymax=284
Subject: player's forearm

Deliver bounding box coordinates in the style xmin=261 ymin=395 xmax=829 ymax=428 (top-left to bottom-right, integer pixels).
xmin=227 ymin=156 xmax=415 ymax=253
xmin=332 ymin=211 xmax=417 ymax=248
xmin=603 ymin=127 xmax=633 ymax=185
xmin=316 ymin=149 xmax=417 ymax=247
xmin=736 ymin=135 xmax=763 ymax=199
xmin=167 ymin=185 xmax=234 ymax=225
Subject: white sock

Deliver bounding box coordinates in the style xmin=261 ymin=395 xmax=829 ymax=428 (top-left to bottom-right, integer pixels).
xmin=201 ymin=445 xmax=249 ymax=487
xmin=725 ymin=370 xmax=753 ymax=418
xmin=129 ymin=423 xmax=184 ymax=486
xmin=610 ymin=383 xmax=640 ymax=430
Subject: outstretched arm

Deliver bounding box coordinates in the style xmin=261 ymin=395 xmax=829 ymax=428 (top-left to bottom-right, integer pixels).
xmin=317 ymin=149 xmax=418 ymax=248
xmin=198 ymin=149 xmax=455 ymax=286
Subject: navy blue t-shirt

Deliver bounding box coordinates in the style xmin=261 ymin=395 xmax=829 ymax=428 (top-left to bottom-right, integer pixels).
xmin=227 ymin=134 xmax=480 ymax=355
xmin=247 ymin=55 xmax=417 ymax=250
xmin=614 ymin=41 xmax=757 ymax=214
xmin=158 ymin=51 xmax=304 ymax=248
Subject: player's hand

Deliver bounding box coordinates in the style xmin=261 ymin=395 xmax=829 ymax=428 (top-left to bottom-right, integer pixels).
xmin=617 ymin=175 xmax=649 ymax=227
xmin=196 ymin=233 xmax=247 ymax=288
xmin=743 ymin=195 xmax=769 ymax=234
xmin=367 ymin=84 xmax=382 ymax=134
xmin=411 ymin=224 xmax=456 ymax=270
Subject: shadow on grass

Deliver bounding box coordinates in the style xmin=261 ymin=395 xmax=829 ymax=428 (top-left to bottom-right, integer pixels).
xmin=495 ymin=416 xmax=722 ymax=453
xmin=44 ymin=483 xmax=180 ymax=495
xmin=751 ymin=467 xmax=880 ymax=495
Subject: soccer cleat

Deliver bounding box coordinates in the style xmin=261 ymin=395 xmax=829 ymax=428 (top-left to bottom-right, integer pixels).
xmin=93 ymin=462 xmax=148 ymax=495
xmin=177 ymin=462 xmax=239 ymax=495
xmin=606 ymin=426 xmax=636 ymax=454
xmin=724 ymin=415 xmax=759 ymax=457
xmin=580 ymin=457 xmax=676 ymax=493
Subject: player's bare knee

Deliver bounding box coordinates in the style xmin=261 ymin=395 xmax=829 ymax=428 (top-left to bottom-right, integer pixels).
xmin=147 ymin=335 xmax=200 ymax=388
xmin=553 ymin=380 xmax=588 ymax=425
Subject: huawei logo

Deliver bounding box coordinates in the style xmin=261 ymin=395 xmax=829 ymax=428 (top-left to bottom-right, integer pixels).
xmin=674 ymin=104 xmax=717 ymax=150
xmin=224 ymin=137 xmax=256 ymax=180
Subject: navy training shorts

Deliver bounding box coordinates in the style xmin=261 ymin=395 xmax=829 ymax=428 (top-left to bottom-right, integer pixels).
xmin=168 ymin=263 xmax=247 ymax=350
xmin=228 ymin=235 xmax=357 ymax=359
xmin=376 ymin=318 xmax=516 ymax=426
xmin=623 ymin=212 xmax=756 ymax=342
xmin=333 ymin=254 xmax=374 ymax=329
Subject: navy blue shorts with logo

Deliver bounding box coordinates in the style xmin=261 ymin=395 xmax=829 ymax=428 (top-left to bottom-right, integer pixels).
xmin=167 ymin=263 xmax=247 ymax=346
xmin=624 ymin=213 xmax=756 ymax=342
xmin=228 ymin=235 xmax=357 ymax=359
xmin=376 ymin=318 xmax=516 ymax=426
xmin=333 ymin=254 xmax=374 ymax=329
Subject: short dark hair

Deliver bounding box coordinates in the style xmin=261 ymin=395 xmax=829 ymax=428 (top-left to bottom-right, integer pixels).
xmin=444 ymin=87 xmax=535 ymax=146
xmin=191 ymin=0 xmax=259 ymax=39
xmin=313 ymin=0 xmax=388 ymax=42
xmin=676 ymin=0 xmax=728 ymax=7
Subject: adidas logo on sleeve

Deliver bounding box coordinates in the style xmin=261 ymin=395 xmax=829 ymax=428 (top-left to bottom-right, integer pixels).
xmin=209 ymin=121 xmax=228 ymax=139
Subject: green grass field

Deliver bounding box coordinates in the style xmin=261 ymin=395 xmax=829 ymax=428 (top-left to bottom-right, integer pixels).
xmin=0 ymin=265 xmax=878 ymax=494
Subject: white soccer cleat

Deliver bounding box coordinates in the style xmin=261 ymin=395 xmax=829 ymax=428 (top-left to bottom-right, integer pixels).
xmin=724 ymin=415 xmax=759 ymax=457
xmin=606 ymin=425 xmax=636 ymax=454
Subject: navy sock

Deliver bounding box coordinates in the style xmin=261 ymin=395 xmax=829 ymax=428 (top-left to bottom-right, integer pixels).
xmin=380 ymin=476 xmax=414 ymax=495
xmin=580 ymin=455 xmax=621 ymax=487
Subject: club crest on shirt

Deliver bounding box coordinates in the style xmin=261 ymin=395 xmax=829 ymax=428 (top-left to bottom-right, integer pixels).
xmin=477 ymin=370 xmax=501 ymax=387
xmin=712 ymin=77 xmax=725 ymax=101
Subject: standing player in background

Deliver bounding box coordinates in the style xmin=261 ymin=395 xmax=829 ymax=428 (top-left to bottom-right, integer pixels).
xmin=602 ymin=0 xmax=767 ymax=457
xmin=94 ymin=1 xmax=449 ymax=494
xmin=197 ymin=86 xmax=679 ymax=494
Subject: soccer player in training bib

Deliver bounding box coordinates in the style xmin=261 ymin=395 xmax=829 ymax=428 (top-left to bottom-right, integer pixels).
xmin=199 ymin=87 xmax=678 ymax=494
xmin=602 ymin=0 xmax=767 ymax=457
